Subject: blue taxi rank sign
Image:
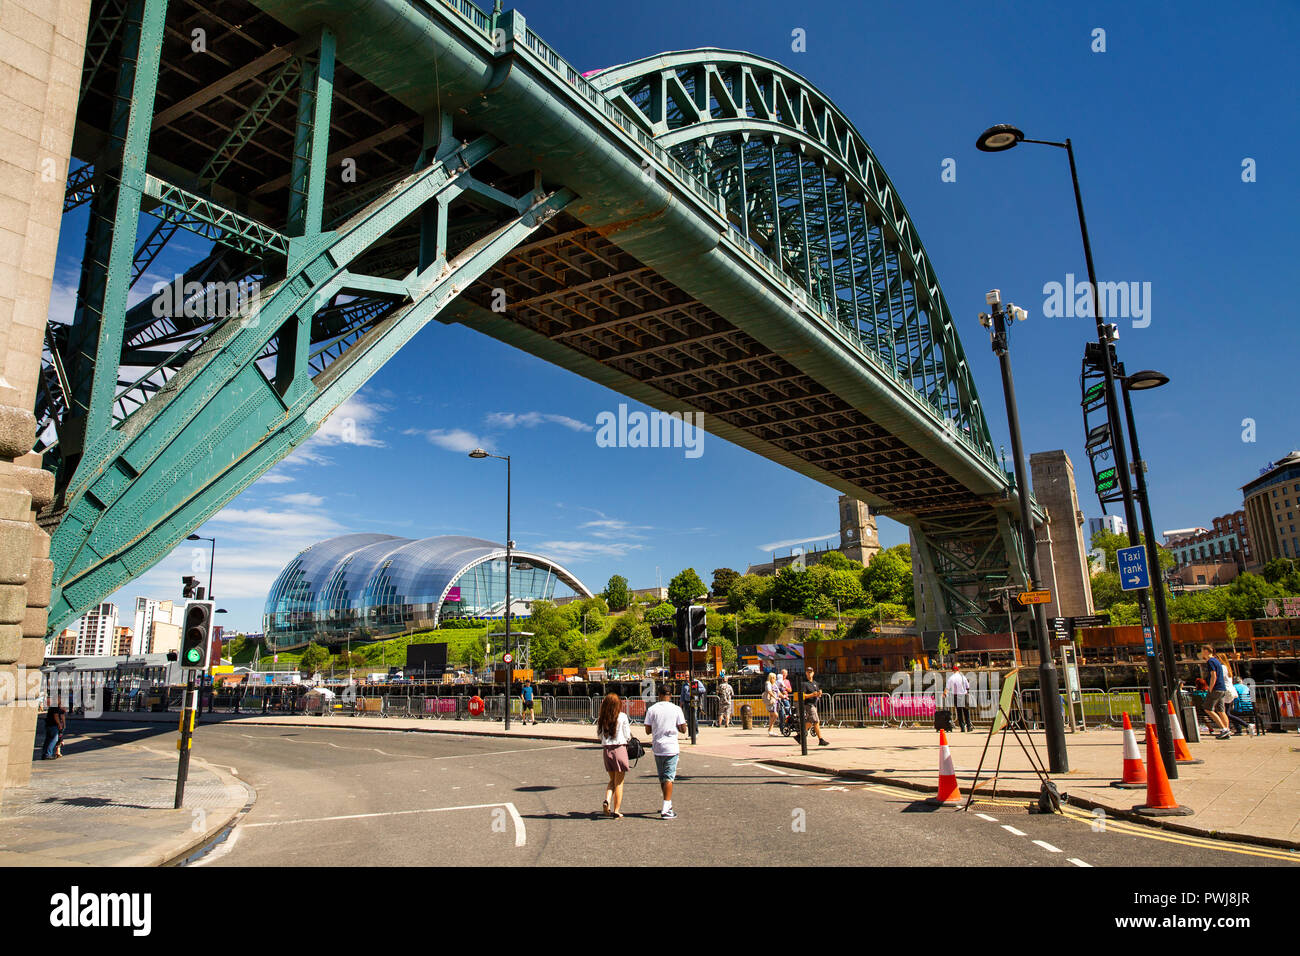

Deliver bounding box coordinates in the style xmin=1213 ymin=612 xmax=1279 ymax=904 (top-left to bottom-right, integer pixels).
xmin=1117 ymin=544 xmax=1151 ymax=591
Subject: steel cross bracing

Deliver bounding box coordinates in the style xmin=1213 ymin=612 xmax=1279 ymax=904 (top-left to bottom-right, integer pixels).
xmin=42 ymin=0 xmax=1034 ymax=637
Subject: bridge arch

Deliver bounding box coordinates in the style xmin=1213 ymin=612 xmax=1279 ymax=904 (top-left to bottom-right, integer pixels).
xmin=588 ymin=50 xmax=991 ymax=459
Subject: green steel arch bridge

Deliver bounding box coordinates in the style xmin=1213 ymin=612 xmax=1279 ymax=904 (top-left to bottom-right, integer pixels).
xmin=40 ymin=0 xmax=1042 ymax=638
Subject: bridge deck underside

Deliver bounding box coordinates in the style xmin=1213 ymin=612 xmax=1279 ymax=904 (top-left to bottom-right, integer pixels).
xmin=463 ymin=214 xmax=984 ymax=515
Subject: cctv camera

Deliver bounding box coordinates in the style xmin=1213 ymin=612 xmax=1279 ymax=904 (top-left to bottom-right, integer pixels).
xmin=985 ymin=289 xmax=1001 ymax=306
xmin=1105 ymin=323 xmax=1120 ymax=341
xmin=1010 ymin=305 xmax=1028 ymax=322
xmin=978 ymin=312 xmax=992 ymax=328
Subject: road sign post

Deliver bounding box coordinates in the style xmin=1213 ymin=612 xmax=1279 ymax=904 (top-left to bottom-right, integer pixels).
xmin=1117 ymin=544 xmax=1150 ymax=591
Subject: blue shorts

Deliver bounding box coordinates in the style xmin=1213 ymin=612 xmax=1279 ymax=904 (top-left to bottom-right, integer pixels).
xmin=654 ymin=753 xmax=679 ymax=781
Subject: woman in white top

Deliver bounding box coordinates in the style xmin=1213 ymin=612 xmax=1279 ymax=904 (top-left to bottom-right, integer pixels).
xmin=765 ymin=672 xmax=781 ymax=736
xmin=596 ymin=693 xmax=631 ymax=818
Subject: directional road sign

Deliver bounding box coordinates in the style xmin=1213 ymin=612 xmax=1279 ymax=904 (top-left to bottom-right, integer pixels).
xmin=1117 ymin=544 xmax=1151 ymax=591
xmin=1016 ymin=589 xmax=1052 ymax=606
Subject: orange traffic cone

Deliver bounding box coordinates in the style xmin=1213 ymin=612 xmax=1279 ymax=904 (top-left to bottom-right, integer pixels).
xmin=1141 ymin=693 xmax=1156 ymax=746
xmin=929 ymin=729 xmax=961 ymax=804
xmin=1110 ymin=712 xmax=1147 ymax=789
xmin=1168 ymin=700 xmax=1204 ymax=765
xmin=1133 ymin=722 xmax=1193 ymax=816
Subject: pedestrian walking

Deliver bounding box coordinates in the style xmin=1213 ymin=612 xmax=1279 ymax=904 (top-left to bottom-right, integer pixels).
xmin=778 ymin=668 xmax=793 ymax=721
xmin=945 ymin=663 xmax=972 ymax=732
xmin=717 ymin=676 xmax=734 ymax=727
xmin=764 ymin=672 xmax=781 ymax=736
xmin=520 ymin=679 xmax=536 ymax=725
xmin=42 ymin=701 xmax=66 ymax=760
xmin=801 ymin=666 xmax=830 ymax=747
xmin=643 ymin=684 xmax=688 ymax=819
xmin=1201 ymin=645 xmax=1232 ymax=740
xmin=596 ymin=693 xmax=631 ymax=818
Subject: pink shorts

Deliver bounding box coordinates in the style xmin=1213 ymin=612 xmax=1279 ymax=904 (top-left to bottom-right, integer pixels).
xmin=603 ymin=744 xmax=630 ymax=772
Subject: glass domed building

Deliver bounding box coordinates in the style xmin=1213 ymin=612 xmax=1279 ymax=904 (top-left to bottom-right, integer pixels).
xmin=263 ymin=534 xmax=592 ymax=649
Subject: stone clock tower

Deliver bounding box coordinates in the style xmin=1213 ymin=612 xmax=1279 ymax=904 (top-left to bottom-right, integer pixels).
xmin=838 ymin=495 xmax=880 ymax=564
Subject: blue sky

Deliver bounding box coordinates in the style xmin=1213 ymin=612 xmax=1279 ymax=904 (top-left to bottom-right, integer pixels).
xmin=53 ymin=0 xmax=1298 ymax=632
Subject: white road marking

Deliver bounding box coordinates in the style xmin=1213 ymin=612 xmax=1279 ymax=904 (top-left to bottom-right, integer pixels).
xmin=189 ymin=826 xmax=241 ymax=866
xmin=976 ymin=813 xmax=998 ymax=822
xmin=1002 ymin=825 xmax=1027 ymax=837
xmin=1033 ymin=840 xmax=1062 ymax=853
xmin=241 ymin=802 xmax=527 ymax=846
xmin=1068 ymin=858 xmax=1092 ymax=867
xmin=820 ymin=785 xmax=850 ymax=792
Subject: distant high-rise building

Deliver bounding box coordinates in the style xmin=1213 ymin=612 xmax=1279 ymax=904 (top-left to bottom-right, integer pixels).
xmin=1164 ymin=511 xmax=1250 ymax=570
xmin=1242 ymin=450 xmax=1300 ymax=570
xmin=112 ymin=627 xmax=134 ymax=656
xmin=1086 ymin=514 xmax=1126 ymax=544
xmin=133 ymin=598 xmax=182 ymax=655
xmin=74 ymin=603 xmax=119 ymax=656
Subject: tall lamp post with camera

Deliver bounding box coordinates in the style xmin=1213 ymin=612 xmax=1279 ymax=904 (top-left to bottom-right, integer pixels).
xmin=469 ymin=448 xmax=513 ymax=730
xmin=978 ymin=290 xmax=1068 ymax=773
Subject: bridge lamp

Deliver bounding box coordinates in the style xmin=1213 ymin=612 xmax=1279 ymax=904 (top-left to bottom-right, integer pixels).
xmin=1123 ymin=369 xmax=1170 ymax=392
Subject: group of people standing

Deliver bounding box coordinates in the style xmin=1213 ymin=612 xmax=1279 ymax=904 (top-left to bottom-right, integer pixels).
xmin=761 ymin=666 xmax=830 ymax=746
xmin=1192 ymin=646 xmax=1261 ymax=738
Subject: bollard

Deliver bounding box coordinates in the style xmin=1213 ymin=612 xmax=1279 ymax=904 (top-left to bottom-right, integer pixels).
xmin=741 ymin=703 xmax=753 ymax=730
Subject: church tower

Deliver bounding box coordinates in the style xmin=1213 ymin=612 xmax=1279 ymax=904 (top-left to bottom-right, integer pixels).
xmin=838 ymin=495 xmax=880 ymax=564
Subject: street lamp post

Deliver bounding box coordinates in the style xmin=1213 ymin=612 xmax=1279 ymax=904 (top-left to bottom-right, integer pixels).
xmin=976 ymin=125 xmax=1177 ymax=779
xmin=186 ymin=534 xmax=216 ymax=599
xmin=469 ymin=448 xmax=512 ymax=730
xmin=979 ymin=291 xmax=1069 ymax=773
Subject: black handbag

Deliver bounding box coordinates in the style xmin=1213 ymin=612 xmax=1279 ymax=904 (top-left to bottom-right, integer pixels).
xmin=626 ymin=736 xmax=645 ymax=762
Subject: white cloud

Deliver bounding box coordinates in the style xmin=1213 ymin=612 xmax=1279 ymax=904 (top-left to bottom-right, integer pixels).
xmin=212 ymin=507 xmax=343 ymax=540
xmin=256 ymin=472 xmax=294 ymax=485
xmin=579 ymin=518 xmax=652 ymax=540
xmin=756 ymin=532 xmax=837 ymax=552
xmin=532 ymin=539 xmax=646 ymax=563
xmin=486 ymin=411 xmax=593 ymax=432
xmin=276 ymin=492 xmax=325 ymax=507
xmin=404 ymin=427 xmax=491 ymax=454
xmin=313 ymin=394 xmax=387 ymax=448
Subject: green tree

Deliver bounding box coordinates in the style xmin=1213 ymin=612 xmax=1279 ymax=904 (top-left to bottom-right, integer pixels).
xmin=644 ymin=601 xmax=675 ymax=625
xmin=1260 ymin=558 xmax=1295 ymax=584
xmin=726 ymin=573 xmax=776 ymax=613
xmin=936 ymin=633 xmax=951 ymax=665
xmin=861 ymin=545 xmax=912 ymax=607
xmin=803 ymin=594 xmax=836 ymax=620
xmin=1224 ymin=614 xmax=1238 ymax=654
xmin=299 ymin=641 xmax=330 ymax=673
xmin=603 ymin=574 xmax=630 ymax=611
xmin=1091 ymin=528 xmax=1174 ymax=574
xmin=772 ymin=565 xmax=815 ymax=613
xmin=711 ymin=567 xmax=740 ymax=598
xmin=816 ymin=550 xmax=861 ymax=571
xmin=1089 ymin=570 xmax=1124 ymax=610
xmin=668 ymin=567 xmax=707 ymax=607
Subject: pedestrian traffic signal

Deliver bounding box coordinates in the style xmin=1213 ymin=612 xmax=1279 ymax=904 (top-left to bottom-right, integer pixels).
xmin=688 ymin=605 xmax=707 ymax=650
xmin=180 ymin=601 xmax=214 ymax=670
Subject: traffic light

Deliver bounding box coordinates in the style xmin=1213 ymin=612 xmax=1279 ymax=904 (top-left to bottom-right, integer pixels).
xmin=180 ymin=601 xmax=214 ymax=669
xmin=182 ymin=575 xmax=199 ymax=599
xmin=673 ymin=606 xmax=689 ymax=652
xmin=688 ymin=605 xmax=707 ymax=650
xmin=650 ymin=621 xmax=674 ymax=647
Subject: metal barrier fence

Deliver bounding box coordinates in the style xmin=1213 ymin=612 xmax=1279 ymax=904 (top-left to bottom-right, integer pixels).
xmin=551 ymin=696 xmax=596 ymax=723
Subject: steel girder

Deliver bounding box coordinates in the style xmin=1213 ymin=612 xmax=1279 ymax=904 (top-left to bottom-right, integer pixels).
xmin=45 ymin=2 xmax=574 ymax=634
xmin=588 ymin=51 xmax=993 ymax=465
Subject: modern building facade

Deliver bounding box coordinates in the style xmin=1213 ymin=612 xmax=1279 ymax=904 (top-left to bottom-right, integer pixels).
xmin=132 ymin=598 xmax=183 ymax=656
xmin=73 ymin=603 xmax=119 ymax=657
xmin=1164 ymin=511 xmax=1251 ymax=571
xmin=263 ymin=534 xmax=592 ymax=648
xmin=1243 ymin=451 xmax=1300 ymax=570
xmin=1087 ymin=514 xmax=1126 ymax=543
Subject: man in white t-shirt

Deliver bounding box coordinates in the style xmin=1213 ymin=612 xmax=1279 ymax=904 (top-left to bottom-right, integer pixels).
xmin=644 ymin=684 xmax=689 ymax=819
xmin=945 ymin=663 xmax=972 ymax=732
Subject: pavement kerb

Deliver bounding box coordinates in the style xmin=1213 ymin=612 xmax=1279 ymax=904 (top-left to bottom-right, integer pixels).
xmin=228 ymin=715 xmax=597 ymax=746
xmin=757 ymin=758 xmax=1300 ymax=853
xmin=160 ymin=763 xmax=256 ymax=867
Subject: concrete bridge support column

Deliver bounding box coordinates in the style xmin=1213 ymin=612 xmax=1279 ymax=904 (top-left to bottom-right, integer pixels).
xmin=0 ymin=0 xmax=92 ymax=802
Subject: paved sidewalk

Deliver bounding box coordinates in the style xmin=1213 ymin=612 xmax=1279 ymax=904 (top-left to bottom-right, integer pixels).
xmin=0 ymin=721 xmax=249 ymax=866
xmin=147 ymin=710 xmax=1300 ymax=849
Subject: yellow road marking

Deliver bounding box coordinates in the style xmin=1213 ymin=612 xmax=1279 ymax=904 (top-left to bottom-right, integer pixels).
xmin=1058 ymin=805 xmax=1300 ymax=862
